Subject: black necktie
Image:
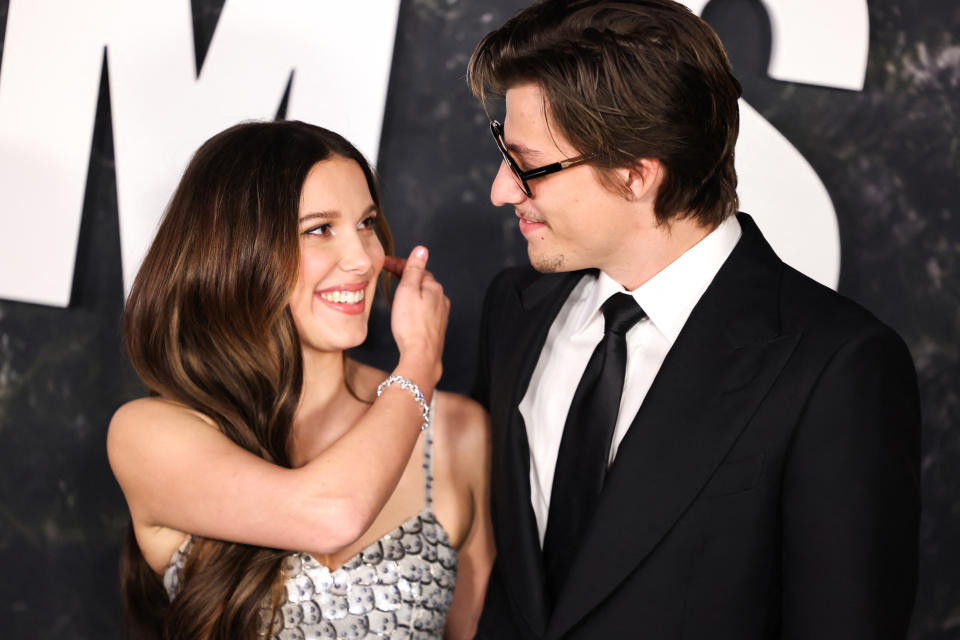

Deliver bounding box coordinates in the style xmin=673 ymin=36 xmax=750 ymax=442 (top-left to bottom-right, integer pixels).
xmin=542 ymin=292 xmax=646 ymax=603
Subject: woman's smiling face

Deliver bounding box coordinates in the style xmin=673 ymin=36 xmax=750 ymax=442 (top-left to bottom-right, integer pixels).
xmin=289 ymin=155 xmax=385 ymax=354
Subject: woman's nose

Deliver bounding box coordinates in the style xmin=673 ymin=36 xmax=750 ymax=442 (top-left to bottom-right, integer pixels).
xmin=338 ymin=232 xmax=374 ymax=273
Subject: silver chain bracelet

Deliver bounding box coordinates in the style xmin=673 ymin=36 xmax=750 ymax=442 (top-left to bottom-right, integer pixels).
xmin=376 ymin=375 xmax=430 ymax=431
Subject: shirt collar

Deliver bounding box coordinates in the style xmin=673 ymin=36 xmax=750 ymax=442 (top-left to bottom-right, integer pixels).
xmin=571 ymin=215 xmax=742 ymax=344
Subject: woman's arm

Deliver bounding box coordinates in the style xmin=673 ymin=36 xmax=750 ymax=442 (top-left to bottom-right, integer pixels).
xmin=108 ymin=247 xmax=449 ymax=559
xmin=444 ymin=400 xmax=495 ymax=640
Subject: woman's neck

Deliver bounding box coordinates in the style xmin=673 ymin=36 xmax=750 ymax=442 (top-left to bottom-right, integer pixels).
xmin=300 ymin=348 xmax=347 ymax=410
xmin=290 ymin=348 xmax=360 ymax=465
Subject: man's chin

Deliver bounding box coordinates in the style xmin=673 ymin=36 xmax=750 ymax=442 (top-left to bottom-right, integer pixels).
xmin=529 ymin=249 xmax=567 ymax=274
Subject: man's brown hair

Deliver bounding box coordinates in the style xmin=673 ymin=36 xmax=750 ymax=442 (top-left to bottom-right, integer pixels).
xmin=468 ymin=0 xmax=743 ymax=228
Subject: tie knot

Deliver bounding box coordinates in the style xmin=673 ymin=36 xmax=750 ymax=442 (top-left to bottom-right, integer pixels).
xmin=601 ymin=293 xmax=645 ymax=335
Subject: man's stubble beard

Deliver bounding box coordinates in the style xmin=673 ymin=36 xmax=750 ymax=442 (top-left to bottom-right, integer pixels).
xmin=529 ymin=248 xmax=566 ymax=273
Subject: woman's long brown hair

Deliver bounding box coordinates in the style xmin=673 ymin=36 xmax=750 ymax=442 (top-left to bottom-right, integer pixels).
xmin=119 ymin=120 xmax=393 ymax=639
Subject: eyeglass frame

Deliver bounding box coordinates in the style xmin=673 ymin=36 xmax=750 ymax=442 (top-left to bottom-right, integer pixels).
xmin=490 ymin=120 xmax=594 ymax=197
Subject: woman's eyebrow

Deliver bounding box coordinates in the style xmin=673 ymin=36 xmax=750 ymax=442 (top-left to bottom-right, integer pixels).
xmin=299 ymin=204 xmax=377 ymax=223
xmin=299 ymin=211 xmax=340 ymax=222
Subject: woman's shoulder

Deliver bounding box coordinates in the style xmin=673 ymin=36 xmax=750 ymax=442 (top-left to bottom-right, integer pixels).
xmin=433 ymin=391 xmax=490 ymax=466
xmin=434 ymin=392 xmax=487 ymax=431
xmin=110 ymin=396 xmax=215 ymax=433
xmin=108 ymin=397 xmax=219 ymax=464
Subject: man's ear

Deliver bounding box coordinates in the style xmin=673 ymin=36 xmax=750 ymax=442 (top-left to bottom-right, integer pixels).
xmin=620 ymin=158 xmax=662 ymax=202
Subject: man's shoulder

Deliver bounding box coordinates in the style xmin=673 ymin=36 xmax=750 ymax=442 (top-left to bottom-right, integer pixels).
xmin=735 ymin=213 xmax=900 ymax=347
xmin=777 ymin=262 xmax=904 ymax=351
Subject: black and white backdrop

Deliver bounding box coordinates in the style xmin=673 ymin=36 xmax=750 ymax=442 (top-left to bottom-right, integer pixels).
xmin=0 ymin=0 xmax=957 ymax=637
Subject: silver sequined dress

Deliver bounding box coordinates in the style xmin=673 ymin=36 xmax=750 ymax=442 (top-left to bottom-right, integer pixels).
xmin=163 ymin=422 xmax=458 ymax=639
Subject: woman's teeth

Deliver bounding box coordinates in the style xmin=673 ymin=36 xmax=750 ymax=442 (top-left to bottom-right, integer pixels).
xmin=320 ymin=290 xmax=365 ymax=304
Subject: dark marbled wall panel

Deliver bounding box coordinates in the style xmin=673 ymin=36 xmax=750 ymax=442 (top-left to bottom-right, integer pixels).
xmin=0 ymin=0 xmax=956 ymax=637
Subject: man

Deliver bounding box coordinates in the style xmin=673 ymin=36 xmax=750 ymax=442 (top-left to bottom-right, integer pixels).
xmin=468 ymin=1 xmax=921 ymax=638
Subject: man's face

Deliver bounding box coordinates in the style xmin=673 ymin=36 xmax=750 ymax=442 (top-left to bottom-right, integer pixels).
xmin=491 ymin=83 xmax=639 ymax=274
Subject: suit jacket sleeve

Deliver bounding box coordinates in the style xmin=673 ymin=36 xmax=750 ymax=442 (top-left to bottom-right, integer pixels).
xmin=781 ymin=326 xmax=921 ymax=639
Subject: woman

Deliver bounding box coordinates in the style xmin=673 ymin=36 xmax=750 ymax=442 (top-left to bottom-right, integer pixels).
xmin=107 ymin=120 xmax=493 ymax=639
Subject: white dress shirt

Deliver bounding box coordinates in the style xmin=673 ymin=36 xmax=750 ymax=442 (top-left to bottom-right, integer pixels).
xmin=519 ymin=215 xmax=743 ymax=544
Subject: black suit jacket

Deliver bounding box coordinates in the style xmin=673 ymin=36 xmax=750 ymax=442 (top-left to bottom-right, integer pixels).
xmin=472 ymin=214 xmax=920 ymax=639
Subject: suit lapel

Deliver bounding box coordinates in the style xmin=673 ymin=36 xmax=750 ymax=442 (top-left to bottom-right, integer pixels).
xmin=491 ymin=269 xmax=589 ymax=638
xmin=545 ymin=215 xmax=801 ymax=638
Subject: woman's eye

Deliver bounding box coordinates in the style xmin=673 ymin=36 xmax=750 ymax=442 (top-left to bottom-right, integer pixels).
xmin=304 ymin=223 xmax=333 ymax=237
xmin=358 ymin=215 xmax=377 ymax=230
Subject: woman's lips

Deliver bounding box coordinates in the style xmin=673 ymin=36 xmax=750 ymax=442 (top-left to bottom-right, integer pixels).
xmin=316 ymin=282 xmax=367 ymax=315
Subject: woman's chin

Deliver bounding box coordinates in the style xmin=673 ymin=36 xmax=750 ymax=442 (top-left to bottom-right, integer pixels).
xmin=299 ymin=329 xmax=369 ymax=356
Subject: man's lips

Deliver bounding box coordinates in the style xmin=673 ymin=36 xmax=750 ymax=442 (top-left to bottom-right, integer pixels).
xmin=315 ymin=281 xmax=368 ymax=315
xmin=517 ymin=213 xmax=547 ymax=234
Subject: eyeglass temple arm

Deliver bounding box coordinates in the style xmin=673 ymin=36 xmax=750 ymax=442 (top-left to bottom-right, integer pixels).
xmin=519 ymin=156 xmax=591 ymax=180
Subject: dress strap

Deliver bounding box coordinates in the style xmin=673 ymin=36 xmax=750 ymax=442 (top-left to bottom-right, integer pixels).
xmin=423 ymin=395 xmax=436 ymax=511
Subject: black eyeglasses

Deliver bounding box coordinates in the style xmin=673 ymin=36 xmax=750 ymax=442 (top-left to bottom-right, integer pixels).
xmin=490 ymin=120 xmax=593 ymax=197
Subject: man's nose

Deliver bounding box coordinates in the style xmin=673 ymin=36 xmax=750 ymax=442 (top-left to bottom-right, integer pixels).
xmin=490 ymin=160 xmax=527 ymax=207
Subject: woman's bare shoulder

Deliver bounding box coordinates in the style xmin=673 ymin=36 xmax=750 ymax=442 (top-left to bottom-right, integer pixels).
xmin=110 ymin=397 xmax=215 ymax=436
xmin=433 ymin=392 xmax=491 ymax=462
xmin=434 ymin=392 xmax=487 ymax=425
xmin=107 ymin=397 xmax=219 ymax=471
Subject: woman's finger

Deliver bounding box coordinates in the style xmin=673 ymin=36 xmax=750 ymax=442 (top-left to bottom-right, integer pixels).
xmin=397 ymin=246 xmax=428 ymax=291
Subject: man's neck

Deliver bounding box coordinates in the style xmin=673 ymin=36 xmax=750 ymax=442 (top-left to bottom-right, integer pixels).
xmin=604 ymin=216 xmax=715 ymax=291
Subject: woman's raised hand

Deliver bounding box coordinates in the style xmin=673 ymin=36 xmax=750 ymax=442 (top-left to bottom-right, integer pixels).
xmin=384 ymin=246 xmax=450 ymax=389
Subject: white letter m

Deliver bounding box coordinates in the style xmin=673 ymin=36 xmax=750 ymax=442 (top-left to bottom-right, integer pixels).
xmin=0 ymin=0 xmax=400 ymax=306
